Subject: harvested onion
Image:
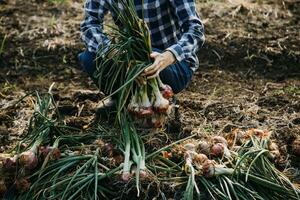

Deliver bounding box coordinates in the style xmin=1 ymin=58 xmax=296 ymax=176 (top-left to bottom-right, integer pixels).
xmin=3 ymin=156 xmax=17 ymax=171
xmin=15 ymin=178 xmax=30 ymax=192
xmin=197 ymin=141 xmax=210 ymax=156
xmin=157 ymin=77 xmax=174 ymax=99
xmin=212 ymin=136 xmax=228 ymax=146
xmin=292 ymin=138 xmax=300 ymax=156
xmin=19 ymin=151 xmax=38 ymax=170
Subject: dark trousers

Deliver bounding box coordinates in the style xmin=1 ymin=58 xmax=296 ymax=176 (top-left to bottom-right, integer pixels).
xmin=78 ymin=50 xmax=193 ymax=94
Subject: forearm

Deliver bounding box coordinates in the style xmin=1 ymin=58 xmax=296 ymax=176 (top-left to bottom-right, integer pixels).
xmin=168 ymin=0 xmax=205 ymax=62
xmin=80 ymin=0 xmax=110 ymax=53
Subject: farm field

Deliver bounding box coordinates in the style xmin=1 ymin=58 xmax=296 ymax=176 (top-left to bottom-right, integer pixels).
xmin=0 ymin=0 xmax=299 ymax=199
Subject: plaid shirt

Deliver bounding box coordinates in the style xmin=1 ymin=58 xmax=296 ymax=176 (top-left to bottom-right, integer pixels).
xmin=80 ymin=0 xmax=205 ymax=71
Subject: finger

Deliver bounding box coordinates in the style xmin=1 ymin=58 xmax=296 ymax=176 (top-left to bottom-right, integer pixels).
xmin=147 ymin=71 xmax=160 ymax=79
xmin=150 ymin=52 xmax=160 ymax=58
xmin=144 ymin=60 xmax=160 ymax=73
xmin=144 ymin=63 xmax=161 ymax=76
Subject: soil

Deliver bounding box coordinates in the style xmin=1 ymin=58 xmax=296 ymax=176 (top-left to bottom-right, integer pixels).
xmin=0 ymin=0 xmax=299 ymax=198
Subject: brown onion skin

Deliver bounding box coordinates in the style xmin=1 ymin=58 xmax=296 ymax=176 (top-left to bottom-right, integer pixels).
xmin=3 ymin=156 xmax=17 ymax=171
xmin=212 ymin=136 xmax=228 ymax=146
xmin=202 ymin=160 xmax=215 ymax=178
xmin=246 ymin=129 xmax=271 ymax=139
xmin=103 ymin=143 xmax=114 ymax=157
xmin=15 ymin=178 xmax=30 ymax=192
xmin=193 ymin=153 xmax=208 ymax=165
xmin=292 ymin=138 xmax=300 ymax=156
xmin=51 ymin=148 xmax=61 ymax=160
xmin=197 ymin=141 xmax=211 ymax=156
xmin=112 ymin=154 xmax=124 ymax=167
xmin=153 ymin=105 xmax=169 ymax=114
xmin=151 ymin=115 xmax=164 ymax=128
xmin=268 ymin=142 xmax=279 ymax=151
xmin=39 ymin=146 xmax=61 ymax=160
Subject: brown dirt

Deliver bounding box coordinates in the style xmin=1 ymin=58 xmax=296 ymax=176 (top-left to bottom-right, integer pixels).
xmin=0 ymin=0 xmax=300 ymax=197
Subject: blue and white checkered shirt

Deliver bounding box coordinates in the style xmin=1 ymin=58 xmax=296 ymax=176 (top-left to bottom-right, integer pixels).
xmin=80 ymin=0 xmax=205 ymax=71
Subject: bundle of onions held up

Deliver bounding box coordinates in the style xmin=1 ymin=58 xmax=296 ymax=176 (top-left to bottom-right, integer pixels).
xmin=95 ymin=0 xmax=174 ymax=128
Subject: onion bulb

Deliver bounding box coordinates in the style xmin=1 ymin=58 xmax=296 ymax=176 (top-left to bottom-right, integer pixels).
xmin=193 ymin=153 xmax=208 ymax=167
xmin=39 ymin=146 xmax=61 ymax=160
xmin=268 ymin=142 xmax=279 ymax=151
xmin=211 ymin=143 xmax=231 ymax=158
xmin=184 ymin=143 xmax=196 ymax=152
xmin=202 ymin=159 xmax=215 ymax=177
xmin=246 ymin=129 xmax=271 ymax=139
xmin=137 ymin=85 xmax=153 ymax=118
xmin=19 ymin=151 xmax=38 ymax=170
xmin=212 ymin=136 xmax=228 ymax=146
xmin=157 ymin=77 xmax=174 ymax=99
xmin=211 ymin=143 xmax=225 ymax=157
xmin=19 ymin=138 xmax=42 ymax=169
xmin=197 ymin=141 xmax=210 ymax=156
xmin=3 ymin=156 xmax=17 ymax=171
xmin=151 ymin=114 xmax=165 ymax=128
xmin=15 ymin=178 xmax=30 ymax=192
xmin=292 ymin=138 xmax=300 ymax=156
xmin=121 ymin=172 xmax=131 ymax=182
xmin=150 ymin=79 xmax=169 ymax=114
xmin=127 ymin=91 xmax=139 ymax=116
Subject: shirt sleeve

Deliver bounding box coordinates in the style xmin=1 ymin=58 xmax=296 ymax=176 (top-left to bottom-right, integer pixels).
xmin=80 ymin=0 xmax=110 ymax=53
xmin=167 ymin=0 xmax=205 ymax=62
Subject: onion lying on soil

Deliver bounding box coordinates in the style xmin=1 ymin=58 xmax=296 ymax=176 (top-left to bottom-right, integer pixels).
xmin=39 ymin=146 xmax=61 ymax=160
xmin=212 ymin=136 xmax=228 ymax=146
xmin=19 ymin=138 xmax=43 ymax=170
xmin=197 ymin=141 xmax=211 ymax=156
xmin=3 ymin=156 xmax=17 ymax=171
xmin=15 ymin=178 xmax=30 ymax=192
xmin=211 ymin=143 xmax=231 ymax=158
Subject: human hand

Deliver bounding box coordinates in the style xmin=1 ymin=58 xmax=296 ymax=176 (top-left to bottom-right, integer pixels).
xmin=143 ymin=51 xmax=176 ymax=79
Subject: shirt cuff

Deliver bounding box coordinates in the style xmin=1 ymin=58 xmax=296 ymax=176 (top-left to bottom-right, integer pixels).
xmin=166 ymin=44 xmax=185 ymax=62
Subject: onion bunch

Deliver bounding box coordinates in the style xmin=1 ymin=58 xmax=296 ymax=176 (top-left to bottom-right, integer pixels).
xmin=128 ymin=77 xmax=173 ymax=128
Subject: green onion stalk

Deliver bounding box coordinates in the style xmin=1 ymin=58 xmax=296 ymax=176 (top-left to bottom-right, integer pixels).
xmin=120 ymin=116 xmax=147 ymax=197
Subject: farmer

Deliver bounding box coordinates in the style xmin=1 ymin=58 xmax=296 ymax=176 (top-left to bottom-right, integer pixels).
xmin=79 ymin=0 xmax=204 ymax=101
